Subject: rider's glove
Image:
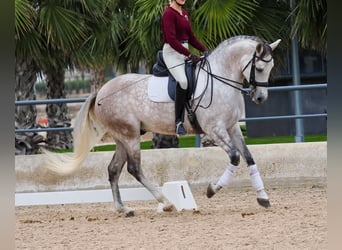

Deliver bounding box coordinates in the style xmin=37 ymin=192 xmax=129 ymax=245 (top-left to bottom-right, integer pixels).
xmin=203 ymin=50 xmax=210 ymax=58
xmin=188 ymin=54 xmax=201 ymax=64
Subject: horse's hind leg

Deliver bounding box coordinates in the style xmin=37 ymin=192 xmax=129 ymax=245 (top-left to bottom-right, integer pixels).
xmin=125 ymin=139 xmax=175 ymax=212
xmin=107 ymin=141 xmax=135 ymax=216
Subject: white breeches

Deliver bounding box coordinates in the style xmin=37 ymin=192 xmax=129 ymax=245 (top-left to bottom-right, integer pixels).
xmin=162 ymin=43 xmax=188 ymax=90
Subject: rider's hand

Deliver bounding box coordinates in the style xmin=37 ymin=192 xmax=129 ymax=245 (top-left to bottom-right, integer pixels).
xmin=188 ymin=54 xmax=201 ymax=64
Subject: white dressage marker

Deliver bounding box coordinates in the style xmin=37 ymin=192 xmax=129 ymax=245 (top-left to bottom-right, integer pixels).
xmin=158 ymin=180 xmax=198 ymax=212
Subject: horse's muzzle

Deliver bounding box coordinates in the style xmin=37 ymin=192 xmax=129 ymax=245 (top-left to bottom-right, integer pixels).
xmin=251 ymin=88 xmax=268 ymax=104
xmin=253 ymin=96 xmax=267 ymax=104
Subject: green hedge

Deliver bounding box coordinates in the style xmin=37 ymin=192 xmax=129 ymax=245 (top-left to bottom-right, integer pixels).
xmin=35 ymin=79 xmax=91 ymax=96
xmin=51 ymin=133 xmax=327 ymax=153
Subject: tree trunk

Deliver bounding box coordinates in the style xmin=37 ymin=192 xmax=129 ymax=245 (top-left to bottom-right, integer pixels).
xmin=152 ymin=133 xmax=179 ymax=148
xmin=90 ymin=67 xmax=105 ymax=92
xmin=15 ymin=57 xmax=38 ymax=128
xmin=45 ymin=65 xmax=73 ymax=150
xmin=15 ymin=57 xmax=44 ymax=155
xmin=200 ymin=134 xmax=217 ymax=147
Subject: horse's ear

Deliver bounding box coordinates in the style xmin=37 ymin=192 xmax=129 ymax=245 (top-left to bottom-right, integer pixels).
xmin=269 ymin=39 xmax=281 ymax=51
xmin=256 ymin=43 xmax=263 ymax=54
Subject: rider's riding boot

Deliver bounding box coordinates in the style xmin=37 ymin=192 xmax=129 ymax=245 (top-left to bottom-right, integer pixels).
xmin=175 ymin=84 xmax=187 ymax=135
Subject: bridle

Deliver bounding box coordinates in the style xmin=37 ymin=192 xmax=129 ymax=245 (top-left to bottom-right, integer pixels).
xmin=190 ymin=43 xmax=273 ymax=112
xmin=241 ymin=43 xmax=273 ymax=88
xmin=198 ymin=43 xmax=273 ymax=96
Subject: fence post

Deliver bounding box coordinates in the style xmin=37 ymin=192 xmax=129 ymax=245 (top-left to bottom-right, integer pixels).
xmin=290 ymin=0 xmax=304 ymax=143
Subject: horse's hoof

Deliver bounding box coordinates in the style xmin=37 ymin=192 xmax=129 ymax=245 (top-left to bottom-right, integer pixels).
xmin=157 ymin=203 xmax=175 ymax=213
xmin=117 ymin=206 xmax=135 ymax=217
xmin=163 ymin=204 xmax=175 ymax=212
xmin=125 ymin=210 xmax=135 ymax=217
xmin=257 ymin=198 xmax=271 ymax=208
xmin=206 ymin=183 xmax=216 ymax=198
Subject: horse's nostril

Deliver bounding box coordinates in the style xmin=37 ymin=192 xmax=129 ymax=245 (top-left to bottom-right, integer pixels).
xmin=256 ymin=96 xmax=265 ymax=104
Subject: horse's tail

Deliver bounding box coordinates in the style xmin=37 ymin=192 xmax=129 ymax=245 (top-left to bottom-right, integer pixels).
xmin=42 ymin=92 xmax=106 ymax=175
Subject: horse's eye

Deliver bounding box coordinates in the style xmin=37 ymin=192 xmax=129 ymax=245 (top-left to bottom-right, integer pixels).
xmin=256 ymin=67 xmax=263 ymax=73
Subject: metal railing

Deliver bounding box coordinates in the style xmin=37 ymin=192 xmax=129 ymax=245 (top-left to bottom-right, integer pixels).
xmin=15 ymin=83 xmax=327 ymax=134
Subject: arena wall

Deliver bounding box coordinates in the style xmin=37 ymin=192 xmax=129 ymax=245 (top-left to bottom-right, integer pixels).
xmin=15 ymin=142 xmax=327 ymax=193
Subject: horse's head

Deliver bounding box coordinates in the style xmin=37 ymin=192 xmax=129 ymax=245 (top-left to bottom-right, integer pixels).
xmin=242 ymin=39 xmax=281 ymax=104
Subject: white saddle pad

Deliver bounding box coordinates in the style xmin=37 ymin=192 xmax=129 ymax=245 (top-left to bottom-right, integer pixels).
xmin=147 ymin=76 xmax=206 ymax=103
xmin=147 ymin=76 xmax=173 ymax=102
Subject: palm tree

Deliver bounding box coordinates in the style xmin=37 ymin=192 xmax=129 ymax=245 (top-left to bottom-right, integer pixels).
xmin=290 ymin=0 xmax=327 ymax=53
xmin=240 ymin=0 xmax=290 ymax=44
xmin=36 ymin=0 xmax=106 ymax=150
xmin=15 ymin=0 xmax=124 ymax=151
xmin=15 ymin=0 xmax=88 ymax=151
xmin=121 ymin=0 xmax=166 ymax=72
xmin=82 ymin=0 xmax=125 ymax=91
xmin=15 ymin=0 xmax=44 ymax=154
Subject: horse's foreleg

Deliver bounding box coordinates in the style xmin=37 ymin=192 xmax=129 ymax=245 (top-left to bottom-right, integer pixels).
xmin=229 ymin=124 xmax=270 ymax=208
xmin=108 ymin=142 xmax=134 ymax=216
xmin=207 ymin=148 xmax=240 ymax=198
xmin=239 ymin=143 xmax=270 ymax=207
xmin=205 ymin=129 xmax=240 ymax=198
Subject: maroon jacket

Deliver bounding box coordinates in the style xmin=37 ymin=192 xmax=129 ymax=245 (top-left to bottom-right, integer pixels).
xmin=161 ymin=6 xmax=206 ymax=57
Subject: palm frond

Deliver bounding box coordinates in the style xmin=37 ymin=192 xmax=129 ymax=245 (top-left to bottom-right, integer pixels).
xmin=15 ymin=0 xmax=36 ymax=39
xmin=243 ymin=0 xmax=290 ymax=45
xmin=291 ymin=0 xmax=327 ymax=52
xmin=38 ymin=2 xmax=87 ymax=51
xmin=193 ymin=0 xmax=258 ymax=48
xmin=121 ymin=0 xmax=165 ymax=71
xmin=15 ymin=0 xmax=43 ymax=57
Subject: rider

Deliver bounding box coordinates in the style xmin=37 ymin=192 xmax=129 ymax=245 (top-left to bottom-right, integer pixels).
xmin=161 ymin=0 xmax=208 ymax=135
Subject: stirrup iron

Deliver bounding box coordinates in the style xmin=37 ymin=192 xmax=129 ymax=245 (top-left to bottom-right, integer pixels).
xmin=176 ymin=121 xmax=187 ymax=135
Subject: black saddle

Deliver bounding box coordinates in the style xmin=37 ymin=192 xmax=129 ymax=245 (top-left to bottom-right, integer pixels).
xmin=152 ymin=50 xmax=196 ymax=101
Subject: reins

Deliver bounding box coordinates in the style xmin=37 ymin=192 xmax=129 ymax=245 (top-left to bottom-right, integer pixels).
xmin=189 ymin=44 xmax=273 ymax=112
xmin=97 ymin=43 xmax=273 ymax=109
xmin=200 ymin=60 xmax=249 ymax=94
xmin=200 ymin=46 xmax=273 ymax=94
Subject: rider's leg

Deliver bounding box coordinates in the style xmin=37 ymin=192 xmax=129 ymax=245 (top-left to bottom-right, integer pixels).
xmin=162 ymin=43 xmax=189 ymax=135
xmin=175 ymin=83 xmax=187 ymax=135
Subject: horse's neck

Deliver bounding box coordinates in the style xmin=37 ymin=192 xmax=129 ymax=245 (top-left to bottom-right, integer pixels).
xmin=207 ymin=46 xmax=247 ymax=80
xmin=194 ymin=45 xmax=250 ymax=105
xmin=197 ymin=50 xmax=245 ymax=88
xmin=194 ymin=40 xmax=258 ymax=103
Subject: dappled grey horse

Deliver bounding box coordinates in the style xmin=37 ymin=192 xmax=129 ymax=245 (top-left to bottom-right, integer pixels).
xmin=43 ymin=36 xmax=281 ymax=216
